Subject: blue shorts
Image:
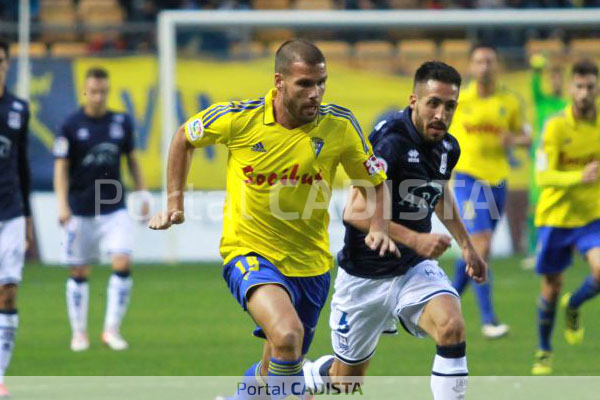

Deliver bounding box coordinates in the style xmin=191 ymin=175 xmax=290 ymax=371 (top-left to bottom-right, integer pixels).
xmin=536 ymin=219 xmax=600 ymax=275
xmin=453 ymin=173 xmax=507 ymax=234
xmin=223 ymin=253 xmax=331 ymax=355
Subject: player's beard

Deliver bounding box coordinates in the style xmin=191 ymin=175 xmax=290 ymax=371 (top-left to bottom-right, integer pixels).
xmin=283 ymin=94 xmax=317 ymax=125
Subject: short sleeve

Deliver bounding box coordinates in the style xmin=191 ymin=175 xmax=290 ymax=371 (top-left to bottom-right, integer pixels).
xmin=184 ymin=102 xmax=234 ymax=148
xmin=122 ymin=114 xmax=135 ymax=154
xmin=369 ymin=123 xmax=400 ymax=177
xmin=53 ymin=121 xmax=71 ymax=159
xmin=340 ymin=117 xmax=387 ymax=185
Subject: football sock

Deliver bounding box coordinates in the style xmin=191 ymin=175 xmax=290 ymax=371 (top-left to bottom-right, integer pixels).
xmin=230 ymin=361 xmax=269 ymax=399
xmin=452 ymin=259 xmax=469 ymax=295
xmin=104 ymin=271 xmax=132 ymax=333
xmin=0 ymin=310 xmax=17 ymax=384
xmin=267 ymin=357 xmax=305 ymax=400
xmin=537 ymin=296 xmax=556 ymax=351
xmin=474 ymin=268 xmax=496 ymax=325
xmin=66 ymin=277 xmax=88 ymax=335
xmin=569 ymin=276 xmax=600 ymax=309
xmin=430 ymin=342 xmax=468 ymax=400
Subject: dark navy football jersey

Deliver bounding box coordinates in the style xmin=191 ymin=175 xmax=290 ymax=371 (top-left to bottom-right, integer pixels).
xmin=0 ymin=89 xmax=31 ymax=221
xmin=339 ymin=106 xmax=461 ymax=278
xmin=54 ymin=108 xmax=135 ymax=216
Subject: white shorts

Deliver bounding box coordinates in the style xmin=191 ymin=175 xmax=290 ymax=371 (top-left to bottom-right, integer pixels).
xmin=60 ymin=209 xmax=133 ymax=266
xmin=330 ymin=260 xmax=459 ymax=365
xmin=0 ymin=216 xmax=26 ymax=285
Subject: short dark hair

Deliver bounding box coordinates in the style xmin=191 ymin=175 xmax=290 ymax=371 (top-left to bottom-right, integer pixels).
xmin=0 ymin=38 xmax=9 ymax=59
xmin=572 ymin=59 xmax=598 ymax=77
xmin=275 ymin=39 xmax=325 ymax=74
xmin=85 ymin=66 xmax=109 ymax=80
xmin=469 ymin=42 xmax=497 ymax=57
xmin=414 ymin=61 xmax=462 ymax=88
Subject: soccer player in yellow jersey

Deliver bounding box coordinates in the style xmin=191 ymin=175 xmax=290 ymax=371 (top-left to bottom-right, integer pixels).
xmin=531 ymin=60 xmax=600 ymax=375
xmin=148 ymin=39 xmax=397 ymax=399
xmin=451 ymin=43 xmax=532 ymax=339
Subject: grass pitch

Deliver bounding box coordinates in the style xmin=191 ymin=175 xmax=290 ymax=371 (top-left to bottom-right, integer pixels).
xmin=12 ymin=256 xmax=600 ymax=376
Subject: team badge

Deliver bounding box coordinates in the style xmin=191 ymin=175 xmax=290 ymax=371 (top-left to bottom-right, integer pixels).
xmin=11 ymin=101 xmax=23 ymax=111
xmin=186 ymin=118 xmax=203 ymax=141
xmin=76 ymin=128 xmax=89 ymax=140
xmin=363 ymin=154 xmax=383 ymax=176
xmin=7 ymin=111 xmax=21 ymax=130
xmin=310 ymin=137 xmax=324 ymax=158
xmin=109 ymin=123 xmax=124 ymax=139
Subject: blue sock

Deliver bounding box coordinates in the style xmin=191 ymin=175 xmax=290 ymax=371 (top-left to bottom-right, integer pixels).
xmin=231 ymin=362 xmax=269 ymax=400
xmin=267 ymin=357 xmax=305 ymax=400
xmin=453 ymin=259 xmax=470 ymax=295
xmin=537 ymin=296 xmax=556 ymax=351
xmin=569 ymin=276 xmax=600 ymax=309
xmin=474 ymin=268 xmax=496 ymax=325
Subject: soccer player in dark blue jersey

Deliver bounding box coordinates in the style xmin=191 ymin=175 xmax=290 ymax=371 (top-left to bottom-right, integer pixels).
xmin=53 ymin=67 xmax=148 ymax=352
xmin=0 ymin=38 xmax=32 ymax=398
xmin=305 ymin=62 xmax=487 ymax=400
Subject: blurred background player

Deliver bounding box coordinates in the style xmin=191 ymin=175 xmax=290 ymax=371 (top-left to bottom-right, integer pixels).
xmin=524 ymin=54 xmax=567 ymax=268
xmin=53 ymin=67 xmax=148 ymax=352
xmin=451 ymin=43 xmax=531 ymax=339
xmin=149 ymin=39 xmax=395 ymax=400
xmin=0 ymin=38 xmax=32 ymax=398
xmin=532 ymin=59 xmax=600 ymax=375
xmin=304 ymin=61 xmax=487 ymax=400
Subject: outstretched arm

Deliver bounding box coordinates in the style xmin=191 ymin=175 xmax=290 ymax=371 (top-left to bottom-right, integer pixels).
xmin=148 ymin=125 xmax=195 ymax=230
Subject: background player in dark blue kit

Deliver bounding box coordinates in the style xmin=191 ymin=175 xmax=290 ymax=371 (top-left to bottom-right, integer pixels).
xmin=53 ymin=67 xmax=148 ymax=352
xmin=0 ymin=38 xmax=32 ymax=398
xmin=304 ymin=62 xmax=487 ymax=400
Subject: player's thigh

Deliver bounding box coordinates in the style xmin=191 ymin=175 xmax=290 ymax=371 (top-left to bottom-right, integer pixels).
xmin=330 ymin=268 xmax=397 ymax=368
xmin=61 ymin=215 xmax=100 ymax=265
xmin=575 ymin=220 xmax=600 ymax=280
xmin=0 ymin=216 xmax=26 ymax=286
xmin=100 ymin=209 xmax=133 ymax=261
xmin=418 ymin=294 xmax=465 ymax=345
xmin=395 ymin=260 xmax=459 ymax=340
xmin=535 ymin=226 xmax=574 ymax=275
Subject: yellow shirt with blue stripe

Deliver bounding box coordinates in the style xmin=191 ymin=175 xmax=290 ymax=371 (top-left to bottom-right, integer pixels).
xmin=184 ymin=89 xmax=386 ymax=277
xmin=535 ymin=106 xmax=600 ymax=228
xmin=452 ymin=82 xmax=524 ymax=184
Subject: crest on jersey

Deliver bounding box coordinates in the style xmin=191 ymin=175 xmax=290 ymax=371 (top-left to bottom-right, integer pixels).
xmin=7 ymin=111 xmax=21 ymax=130
xmin=310 ymin=137 xmax=324 ymax=158
xmin=76 ymin=128 xmax=90 ymax=140
xmin=11 ymin=101 xmax=23 ymax=111
xmin=186 ymin=118 xmax=203 ymax=141
xmin=109 ymin=123 xmax=124 ymax=139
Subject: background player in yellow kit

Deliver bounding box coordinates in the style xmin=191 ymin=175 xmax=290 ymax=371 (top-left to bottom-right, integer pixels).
xmin=148 ymin=39 xmax=396 ymax=399
xmin=532 ymin=60 xmax=600 ymax=375
xmin=451 ymin=43 xmax=531 ymax=339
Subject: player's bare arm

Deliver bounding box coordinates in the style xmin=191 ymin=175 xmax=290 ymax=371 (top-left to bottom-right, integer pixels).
xmin=435 ymin=187 xmax=487 ymax=283
xmin=148 ymin=125 xmax=193 ymax=230
xmin=53 ymin=158 xmax=71 ymax=226
xmin=344 ymin=186 xmax=449 ymax=259
xmin=502 ymin=128 xmax=532 ymax=149
xmin=126 ymin=150 xmax=150 ymax=219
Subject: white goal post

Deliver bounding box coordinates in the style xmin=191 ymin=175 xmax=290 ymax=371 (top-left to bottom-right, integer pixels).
xmin=157 ymin=8 xmax=600 ymax=188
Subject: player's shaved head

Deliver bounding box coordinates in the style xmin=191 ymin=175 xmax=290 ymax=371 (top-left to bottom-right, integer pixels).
xmin=275 ymin=39 xmax=325 ymax=75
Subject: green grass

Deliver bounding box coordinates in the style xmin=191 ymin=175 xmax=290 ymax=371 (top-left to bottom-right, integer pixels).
xmin=12 ymin=256 xmax=600 ymax=376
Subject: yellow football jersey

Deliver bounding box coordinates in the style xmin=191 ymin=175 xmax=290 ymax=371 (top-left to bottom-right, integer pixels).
xmin=535 ymin=106 xmax=600 ymax=228
xmin=184 ymin=88 xmax=386 ymax=277
xmin=452 ymin=82 xmax=525 ymax=184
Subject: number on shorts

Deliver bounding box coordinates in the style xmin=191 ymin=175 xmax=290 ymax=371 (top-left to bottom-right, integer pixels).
xmin=235 ymin=256 xmax=260 ymax=281
xmin=337 ymin=311 xmax=350 ymax=334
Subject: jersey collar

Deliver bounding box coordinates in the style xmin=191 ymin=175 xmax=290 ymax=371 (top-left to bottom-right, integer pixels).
xmin=566 ymin=104 xmax=599 ymax=127
xmin=263 ymin=88 xmax=319 ymax=129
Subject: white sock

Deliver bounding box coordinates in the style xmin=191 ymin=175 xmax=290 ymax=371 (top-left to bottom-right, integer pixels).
xmin=0 ymin=312 xmax=18 ymax=384
xmin=431 ymin=352 xmax=468 ymax=400
xmin=66 ymin=278 xmax=89 ymax=335
xmin=103 ymin=273 xmax=133 ymax=333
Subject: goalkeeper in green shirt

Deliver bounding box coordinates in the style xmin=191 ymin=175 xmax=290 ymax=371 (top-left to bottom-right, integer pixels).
xmin=527 ymin=54 xmax=568 ymax=262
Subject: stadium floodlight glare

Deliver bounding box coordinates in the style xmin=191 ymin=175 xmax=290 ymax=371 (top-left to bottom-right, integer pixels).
xmin=157 ymin=8 xmax=600 ymax=190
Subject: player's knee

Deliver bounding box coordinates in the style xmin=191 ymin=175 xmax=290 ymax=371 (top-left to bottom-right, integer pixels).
xmin=112 ymin=255 xmax=131 ymax=272
xmin=0 ymin=284 xmax=18 ymax=310
xmin=435 ymin=314 xmax=465 ymax=345
xmin=70 ymin=266 xmax=89 ymax=280
xmin=543 ymin=274 xmax=563 ymax=297
xmin=269 ymin=323 xmax=304 ymax=358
